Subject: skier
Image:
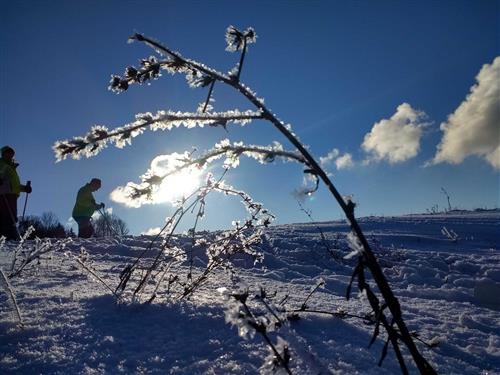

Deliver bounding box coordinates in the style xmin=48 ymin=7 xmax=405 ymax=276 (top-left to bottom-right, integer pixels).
xmin=0 ymin=146 xmax=32 ymax=240
xmin=72 ymin=178 xmax=105 ymax=238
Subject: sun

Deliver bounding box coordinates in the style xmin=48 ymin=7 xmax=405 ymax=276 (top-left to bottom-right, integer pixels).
xmin=153 ymin=169 xmax=203 ymax=204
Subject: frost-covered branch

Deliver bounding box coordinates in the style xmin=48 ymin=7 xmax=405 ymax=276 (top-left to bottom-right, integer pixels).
xmin=346 ymin=255 xmax=408 ymax=373
xmin=53 ymin=110 xmax=263 ymax=161
xmin=114 ymin=172 xmax=232 ymax=301
xmin=115 ymin=174 xmax=274 ymax=303
xmin=296 ymin=201 xmax=342 ymax=261
xmin=299 ymin=278 xmax=325 ymax=311
xmin=0 ymin=267 xmax=23 ymax=327
xmin=116 ymin=139 xmax=311 ymax=204
xmin=441 ymin=226 xmax=459 ymax=242
xmin=220 ymin=287 xmax=292 ymax=375
xmin=179 ymin=182 xmax=273 ymax=299
xmin=110 ymin=26 xmax=256 ymax=93
xmin=9 ymin=231 xmax=71 ymax=279
xmin=66 ymin=248 xmax=118 ymax=296
xmin=225 ymin=26 xmax=257 ymax=81
xmin=127 ymin=33 xmax=232 ymax=85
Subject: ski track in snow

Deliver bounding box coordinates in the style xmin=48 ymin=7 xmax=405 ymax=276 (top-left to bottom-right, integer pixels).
xmin=1 ymin=211 xmax=499 ymax=374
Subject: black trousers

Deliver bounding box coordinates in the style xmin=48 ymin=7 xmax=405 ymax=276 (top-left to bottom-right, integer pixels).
xmin=0 ymin=194 xmax=19 ymax=240
xmin=74 ymin=216 xmax=94 ymax=238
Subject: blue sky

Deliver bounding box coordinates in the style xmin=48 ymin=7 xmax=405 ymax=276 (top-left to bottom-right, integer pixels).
xmin=1 ymin=0 xmax=499 ymax=234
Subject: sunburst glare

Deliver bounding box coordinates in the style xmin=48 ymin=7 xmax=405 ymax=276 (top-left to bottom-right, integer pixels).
xmin=153 ymin=168 xmax=203 ymax=204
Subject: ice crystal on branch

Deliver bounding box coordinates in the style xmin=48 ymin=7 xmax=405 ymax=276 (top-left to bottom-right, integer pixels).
xmin=344 ymin=232 xmax=364 ymax=260
xmin=115 ymin=175 xmax=274 ymax=302
xmin=260 ymin=337 xmax=291 ymax=375
xmin=109 ymin=56 xmax=163 ymax=93
xmin=220 ymin=286 xmax=293 ymax=374
xmin=187 ymin=72 xmax=214 ymax=89
xmin=109 ymin=140 xmax=310 ymax=207
xmin=225 ymin=26 xmax=257 ymax=52
xmin=53 ymin=110 xmax=264 ymax=161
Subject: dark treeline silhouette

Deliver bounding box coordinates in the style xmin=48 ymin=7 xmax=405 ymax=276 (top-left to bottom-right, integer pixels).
xmin=17 ymin=211 xmax=129 ymax=239
xmin=18 ymin=212 xmax=74 ymax=239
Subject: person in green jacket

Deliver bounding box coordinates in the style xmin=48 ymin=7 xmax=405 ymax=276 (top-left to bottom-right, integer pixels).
xmin=0 ymin=146 xmax=32 ymax=240
xmin=72 ymin=178 xmax=105 ymax=238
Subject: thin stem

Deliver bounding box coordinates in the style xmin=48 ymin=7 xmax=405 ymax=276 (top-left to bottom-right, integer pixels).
xmin=236 ymin=38 xmax=247 ymax=81
xmin=290 ymin=308 xmax=372 ymax=321
xmin=235 ymin=81 xmax=437 ymax=375
xmin=296 ymin=200 xmax=339 ymax=261
xmin=115 ymin=186 xmax=205 ymax=296
xmin=258 ymin=294 xmax=284 ymax=326
xmin=0 ymin=268 xmax=23 ymax=327
xmin=74 ymin=257 xmax=117 ymax=296
xmin=128 ymin=172 xmax=231 ymax=300
xmin=240 ymin=299 xmax=293 ymax=375
xmin=291 ymin=307 xmax=438 ymax=350
xmin=300 ymin=281 xmax=324 ymax=311
xmin=202 ymin=80 xmax=216 ymax=113
xmin=96 ymin=112 xmax=264 ymax=143
xmin=133 ymin=34 xmax=233 ymax=84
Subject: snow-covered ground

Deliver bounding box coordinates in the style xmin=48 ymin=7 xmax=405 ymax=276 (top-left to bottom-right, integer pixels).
xmin=1 ymin=211 xmax=499 ymax=374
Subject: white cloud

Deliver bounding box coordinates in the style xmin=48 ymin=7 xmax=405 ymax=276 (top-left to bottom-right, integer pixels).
xmin=362 ymin=103 xmax=427 ymax=164
xmin=335 ymin=153 xmax=354 ymax=170
xmin=91 ymin=206 xmax=113 ymax=220
xmin=432 ymin=57 xmax=500 ymax=169
xmin=110 ymin=152 xmax=203 ymax=208
xmin=485 ymin=146 xmax=500 ymax=169
xmin=141 ymin=227 xmax=162 ymax=236
xmin=319 ymin=148 xmax=354 ymax=170
xmin=319 ymin=149 xmax=339 ymax=166
xmin=110 ymin=185 xmax=144 ymax=208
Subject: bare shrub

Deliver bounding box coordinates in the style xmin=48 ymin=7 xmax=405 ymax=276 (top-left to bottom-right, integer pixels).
xmin=93 ymin=211 xmax=129 ymax=237
xmin=18 ymin=211 xmax=72 ymax=239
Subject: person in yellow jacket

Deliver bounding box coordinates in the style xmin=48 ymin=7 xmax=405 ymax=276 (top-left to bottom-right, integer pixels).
xmin=72 ymin=178 xmax=105 ymax=238
xmin=0 ymin=146 xmax=32 ymax=240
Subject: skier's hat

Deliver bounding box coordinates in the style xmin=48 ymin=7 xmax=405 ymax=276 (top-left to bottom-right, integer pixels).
xmin=1 ymin=145 xmax=15 ymax=155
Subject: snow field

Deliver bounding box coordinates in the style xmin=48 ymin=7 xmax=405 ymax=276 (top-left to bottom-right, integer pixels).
xmin=1 ymin=211 xmax=499 ymax=374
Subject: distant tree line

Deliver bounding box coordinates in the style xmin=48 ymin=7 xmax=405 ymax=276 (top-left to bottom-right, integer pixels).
xmin=18 ymin=211 xmax=129 ymax=239
xmin=19 ymin=212 xmax=73 ymax=239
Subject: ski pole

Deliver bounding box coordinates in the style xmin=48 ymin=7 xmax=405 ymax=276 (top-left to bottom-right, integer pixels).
xmin=21 ymin=181 xmax=31 ymax=221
